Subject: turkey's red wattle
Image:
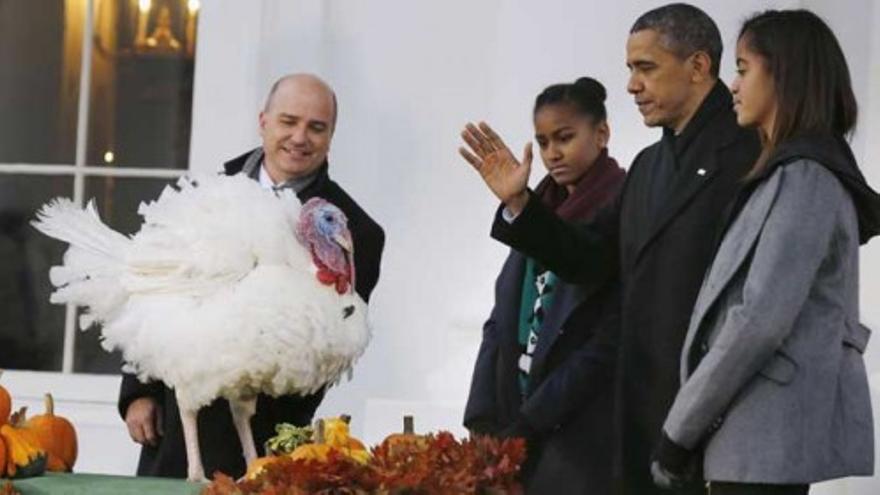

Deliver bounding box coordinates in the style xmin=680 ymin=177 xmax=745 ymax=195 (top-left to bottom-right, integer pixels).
xmin=311 ymin=250 xmax=350 ymax=295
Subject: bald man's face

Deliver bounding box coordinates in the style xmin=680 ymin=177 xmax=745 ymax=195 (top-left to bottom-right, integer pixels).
xmin=259 ymin=80 xmax=335 ymax=182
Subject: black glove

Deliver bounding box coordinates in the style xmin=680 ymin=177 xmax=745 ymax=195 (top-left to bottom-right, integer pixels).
xmin=498 ymin=417 xmax=537 ymax=442
xmin=466 ymin=418 xmax=501 ymax=437
xmin=651 ymin=431 xmax=693 ymax=489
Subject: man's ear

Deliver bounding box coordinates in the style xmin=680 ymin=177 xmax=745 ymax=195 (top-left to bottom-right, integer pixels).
xmin=690 ymin=50 xmax=713 ymax=83
xmin=258 ymin=111 xmax=268 ymax=135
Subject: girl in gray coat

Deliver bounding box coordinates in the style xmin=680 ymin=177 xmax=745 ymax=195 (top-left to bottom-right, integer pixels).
xmin=652 ymin=10 xmax=880 ymax=495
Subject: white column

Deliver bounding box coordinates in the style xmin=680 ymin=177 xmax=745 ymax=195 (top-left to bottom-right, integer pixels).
xmin=188 ymin=0 xmax=266 ymax=175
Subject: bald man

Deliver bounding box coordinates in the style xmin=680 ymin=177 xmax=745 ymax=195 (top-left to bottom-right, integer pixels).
xmin=118 ymin=74 xmax=385 ymax=479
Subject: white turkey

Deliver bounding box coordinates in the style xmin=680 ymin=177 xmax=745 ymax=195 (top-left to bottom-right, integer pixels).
xmin=31 ymin=174 xmax=370 ymax=481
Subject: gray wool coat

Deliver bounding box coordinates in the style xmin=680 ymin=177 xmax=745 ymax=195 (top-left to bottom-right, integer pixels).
xmin=663 ymin=159 xmax=874 ymax=483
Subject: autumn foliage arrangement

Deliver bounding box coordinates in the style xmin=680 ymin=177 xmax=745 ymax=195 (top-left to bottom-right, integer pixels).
xmin=204 ymin=416 xmax=526 ymax=495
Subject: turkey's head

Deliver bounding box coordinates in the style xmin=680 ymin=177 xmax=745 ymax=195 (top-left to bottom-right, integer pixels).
xmin=295 ymin=198 xmax=355 ymax=295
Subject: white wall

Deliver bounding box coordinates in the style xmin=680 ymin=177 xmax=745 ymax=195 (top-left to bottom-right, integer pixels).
xmin=193 ymin=2 xmax=880 ymax=492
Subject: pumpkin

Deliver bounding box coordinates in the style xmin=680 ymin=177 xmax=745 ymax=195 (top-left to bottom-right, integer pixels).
xmin=340 ymin=443 xmax=370 ymax=464
xmin=323 ymin=416 xmax=349 ymax=446
xmin=0 ymin=408 xmax=47 ymax=479
xmin=0 ymin=371 xmax=11 ymax=426
xmin=287 ymin=417 xmax=370 ymax=464
xmin=323 ymin=416 xmax=369 ymax=464
xmin=324 ymin=416 xmax=367 ymax=451
xmin=244 ymin=455 xmax=280 ymax=480
xmin=380 ymin=415 xmax=427 ymax=455
xmin=25 ymin=394 xmax=77 ymax=472
xmin=247 ymin=421 xmax=316 ymax=480
xmin=289 ymin=442 xmax=332 ymax=462
xmin=0 ymin=434 xmax=6 ymax=477
xmin=289 ymin=420 xmax=331 ymax=462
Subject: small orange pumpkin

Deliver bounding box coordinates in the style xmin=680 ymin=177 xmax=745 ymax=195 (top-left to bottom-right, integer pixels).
xmin=0 ymin=408 xmax=47 ymax=479
xmin=244 ymin=455 xmax=280 ymax=480
xmin=380 ymin=415 xmax=427 ymax=455
xmin=344 ymin=436 xmax=367 ymax=453
xmin=0 ymin=370 xmax=11 ymax=426
xmin=25 ymin=394 xmax=77 ymax=472
xmin=289 ymin=420 xmax=332 ymax=462
xmin=323 ymin=416 xmax=369 ymax=464
xmin=289 ymin=443 xmax=332 ymax=462
xmin=324 ymin=416 xmax=366 ymax=450
xmin=0 ymin=434 xmax=6 ymax=477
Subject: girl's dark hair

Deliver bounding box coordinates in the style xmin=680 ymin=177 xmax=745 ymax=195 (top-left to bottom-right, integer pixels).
xmin=534 ymin=77 xmax=607 ymax=123
xmin=740 ymin=9 xmax=857 ymax=178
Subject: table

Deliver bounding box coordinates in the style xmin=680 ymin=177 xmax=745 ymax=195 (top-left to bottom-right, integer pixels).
xmin=12 ymin=472 xmax=204 ymax=495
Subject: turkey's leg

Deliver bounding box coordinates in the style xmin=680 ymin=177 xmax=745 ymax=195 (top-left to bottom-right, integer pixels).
xmin=230 ymin=397 xmax=259 ymax=468
xmin=177 ymin=394 xmax=206 ymax=482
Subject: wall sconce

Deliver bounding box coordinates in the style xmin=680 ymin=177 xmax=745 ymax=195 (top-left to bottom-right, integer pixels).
xmin=135 ymin=0 xmax=151 ymax=47
xmin=186 ymin=0 xmax=200 ymax=57
xmin=134 ymin=0 xmax=193 ymax=55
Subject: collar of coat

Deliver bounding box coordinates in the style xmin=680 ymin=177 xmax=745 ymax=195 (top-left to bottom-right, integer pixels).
xmin=752 ymin=134 xmax=880 ymax=245
xmin=533 ymin=147 xmax=626 ymax=222
xmin=225 ymin=147 xmax=333 ymax=200
xmin=662 ymin=80 xmax=733 ymax=157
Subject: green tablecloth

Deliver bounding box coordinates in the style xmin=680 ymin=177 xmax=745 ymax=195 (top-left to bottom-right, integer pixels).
xmin=12 ymin=473 xmax=205 ymax=495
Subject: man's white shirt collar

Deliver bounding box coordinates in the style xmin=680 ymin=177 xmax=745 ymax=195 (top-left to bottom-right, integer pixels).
xmin=258 ymin=164 xmax=278 ymax=190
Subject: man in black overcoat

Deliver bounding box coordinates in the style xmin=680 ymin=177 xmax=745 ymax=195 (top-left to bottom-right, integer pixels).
xmin=459 ymin=5 xmax=760 ymax=494
xmin=118 ymin=73 xmax=385 ymax=479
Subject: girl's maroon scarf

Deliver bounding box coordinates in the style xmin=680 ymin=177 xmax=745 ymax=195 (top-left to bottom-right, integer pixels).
xmin=534 ymin=148 xmax=626 ymax=221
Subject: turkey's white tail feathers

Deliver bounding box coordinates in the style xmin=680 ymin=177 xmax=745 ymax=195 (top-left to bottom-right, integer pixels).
xmin=32 ymin=199 xmax=129 ymax=260
xmin=31 ymin=198 xmax=131 ymax=323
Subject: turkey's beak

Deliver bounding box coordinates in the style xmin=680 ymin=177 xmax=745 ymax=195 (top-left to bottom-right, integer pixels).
xmin=333 ymin=231 xmax=353 ymax=254
xmin=333 ymin=230 xmax=356 ymax=295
